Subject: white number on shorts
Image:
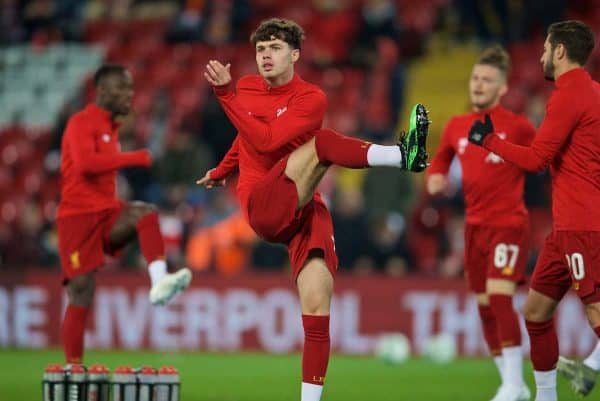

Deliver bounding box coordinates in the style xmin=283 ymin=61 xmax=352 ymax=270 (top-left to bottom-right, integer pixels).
xmin=565 ymin=252 xmax=585 ymax=280
xmin=494 ymin=243 xmax=519 ymax=268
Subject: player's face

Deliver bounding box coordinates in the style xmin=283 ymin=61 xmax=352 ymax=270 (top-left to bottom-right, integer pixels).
xmin=101 ymin=71 xmax=134 ymax=116
xmin=255 ymin=39 xmax=299 ymax=81
xmin=541 ymin=36 xmax=556 ymax=81
xmin=469 ymin=64 xmax=507 ymax=110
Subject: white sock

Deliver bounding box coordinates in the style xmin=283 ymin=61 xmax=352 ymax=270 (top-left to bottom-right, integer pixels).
xmin=148 ymin=260 xmax=167 ymax=286
xmin=503 ymin=346 xmax=524 ymax=388
xmin=533 ymin=370 xmax=557 ymax=401
xmin=494 ymin=355 xmax=505 ymax=385
xmin=301 ymin=382 xmax=323 ymax=401
xmin=584 ymin=341 xmax=600 ymax=371
xmin=366 ymin=144 xmax=402 ymax=167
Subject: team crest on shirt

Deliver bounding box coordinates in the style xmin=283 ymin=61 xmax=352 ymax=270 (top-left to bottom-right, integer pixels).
xmin=101 ymin=133 xmax=111 ymax=143
xmin=276 ymin=106 xmax=288 ymax=118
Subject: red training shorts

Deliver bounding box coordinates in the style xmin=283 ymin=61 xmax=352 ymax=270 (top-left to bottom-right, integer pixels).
xmin=464 ymin=223 xmax=529 ymax=294
xmin=531 ymin=230 xmax=600 ymax=304
xmin=57 ymin=204 xmax=124 ymax=280
xmin=247 ymin=156 xmax=338 ymax=280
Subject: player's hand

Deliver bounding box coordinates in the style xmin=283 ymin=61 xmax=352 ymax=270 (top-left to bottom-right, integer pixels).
xmin=196 ymin=169 xmax=226 ymax=189
xmin=204 ymin=60 xmax=232 ymax=87
xmin=143 ymin=149 xmax=153 ymax=166
xmin=426 ymin=174 xmax=447 ymax=195
xmin=468 ymin=114 xmax=494 ymax=146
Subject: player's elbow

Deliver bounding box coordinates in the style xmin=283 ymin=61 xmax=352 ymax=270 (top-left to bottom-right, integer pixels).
xmin=73 ymin=160 xmax=96 ymax=175
xmin=523 ymin=158 xmax=547 ymax=172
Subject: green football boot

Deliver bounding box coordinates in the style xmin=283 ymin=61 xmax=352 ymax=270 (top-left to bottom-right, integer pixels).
xmin=557 ymin=356 xmax=598 ymax=396
xmin=399 ymin=103 xmax=430 ymax=172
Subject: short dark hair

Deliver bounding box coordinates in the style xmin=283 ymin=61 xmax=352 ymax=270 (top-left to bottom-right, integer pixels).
xmin=476 ymin=45 xmax=511 ymax=78
xmin=94 ymin=64 xmax=127 ymax=86
xmin=548 ymin=20 xmax=595 ymax=66
xmin=250 ymin=18 xmax=305 ymax=50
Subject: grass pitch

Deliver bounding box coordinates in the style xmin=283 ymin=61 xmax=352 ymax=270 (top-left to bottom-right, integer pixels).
xmin=0 ymin=349 xmax=579 ymax=401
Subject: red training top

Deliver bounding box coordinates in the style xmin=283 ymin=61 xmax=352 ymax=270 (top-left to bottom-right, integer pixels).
xmin=210 ymin=73 xmax=327 ymax=218
xmin=428 ymin=104 xmax=536 ymax=226
xmin=483 ymin=68 xmax=600 ymax=231
xmin=57 ymin=103 xmax=151 ymax=218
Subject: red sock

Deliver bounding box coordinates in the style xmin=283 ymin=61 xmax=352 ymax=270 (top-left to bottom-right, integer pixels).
xmin=62 ymin=305 xmax=89 ymax=363
xmin=525 ymin=319 xmax=558 ymax=371
xmin=314 ymin=129 xmax=370 ymax=168
xmin=302 ymin=315 xmax=330 ymax=385
xmin=478 ymin=304 xmax=502 ymax=356
xmin=489 ymin=294 xmax=522 ymax=347
xmin=136 ymin=212 xmax=165 ymax=263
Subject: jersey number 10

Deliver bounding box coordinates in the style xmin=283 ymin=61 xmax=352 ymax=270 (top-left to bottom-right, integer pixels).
xmin=565 ymin=252 xmax=585 ymax=280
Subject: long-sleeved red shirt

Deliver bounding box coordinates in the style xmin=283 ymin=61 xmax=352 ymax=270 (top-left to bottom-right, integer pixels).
xmin=483 ymin=68 xmax=600 ymax=231
xmin=57 ymin=103 xmax=151 ymax=218
xmin=210 ymin=73 xmax=327 ymax=218
xmin=428 ymin=105 xmax=535 ymax=226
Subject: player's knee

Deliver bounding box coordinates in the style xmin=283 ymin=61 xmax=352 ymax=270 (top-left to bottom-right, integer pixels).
xmin=131 ymin=202 xmax=158 ymax=221
xmin=522 ymin=299 xmax=552 ymax=322
xmin=301 ymin=291 xmax=330 ymax=315
xmin=585 ymin=303 xmax=600 ymax=327
xmin=67 ymin=274 xmax=95 ymax=306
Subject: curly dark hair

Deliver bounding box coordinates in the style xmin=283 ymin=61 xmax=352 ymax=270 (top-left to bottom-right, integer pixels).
xmin=250 ymin=18 xmax=305 ymax=50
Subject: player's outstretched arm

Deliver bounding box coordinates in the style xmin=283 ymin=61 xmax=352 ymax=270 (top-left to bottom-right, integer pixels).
xmin=196 ymin=137 xmax=239 ymax=188
xmin=471 ymin=92 xmax=578 ymax=172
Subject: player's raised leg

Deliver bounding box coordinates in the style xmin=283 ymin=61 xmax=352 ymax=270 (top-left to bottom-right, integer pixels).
xmin=286 ymin=104 xmax=429 ymax=208
xmin=108 ymin=201 xmax=192 ymax=305
xmin=62 ymin=273 xmax=95 ymax=363
xmin=297 ymin=256 xmax=334 ymax=401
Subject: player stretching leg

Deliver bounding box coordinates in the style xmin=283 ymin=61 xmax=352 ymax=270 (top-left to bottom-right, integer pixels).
xmin=197 ymin=18 xmax=428 ymax=401
xmin=427 ymin=46 xmax=534 ymax=401
xmin=467 ymin=21 xmax=600 ymax=401
xmin=57 ymin=65 xmax=192 ymax=364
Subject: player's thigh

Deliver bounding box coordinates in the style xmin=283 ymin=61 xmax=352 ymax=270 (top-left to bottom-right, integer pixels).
xmin=57 ymin=213 xmax=107 ymax=280
xmin=556 ymin=231 xmax=600 ymax=304
xmin=522 ymin=288 xmax=559 ymax=322
xmin=285 ymin=138 xmax=329 ymax=208
xmin=108 ymin=201 xmax=157 ymax=247
xmin=487 ymin=279 xmax=516 ymax=296
xmin=464 ymin=224 xmax=487 ymax=294
xmin=486 ymin=225 xmax=528 ymax=287
xmin=297 ymin=256 xmax=334 ymax=315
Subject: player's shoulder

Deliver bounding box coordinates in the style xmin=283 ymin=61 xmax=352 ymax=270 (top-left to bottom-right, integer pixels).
xmin=65 ymin=107 xmax=94 ymax=133
xmin=297 ymin=76 xmax=326 ymax=96
xmin=445 ymin=113 xmax=472 ymax=128
xmin=236 ymin=74 xmax=264 ymax=90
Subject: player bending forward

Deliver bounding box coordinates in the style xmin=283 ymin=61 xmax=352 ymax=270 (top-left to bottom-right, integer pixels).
xmin=197 ymin=18 xmax=428 ymax=401
xmin=468 ymin=20 xmax=600 ymax=401
xmin=57 ymin=65 xmax=192 ymax=364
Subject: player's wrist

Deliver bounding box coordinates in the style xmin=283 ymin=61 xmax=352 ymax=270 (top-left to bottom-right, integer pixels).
xmin=213 ymin=82 xmax=233 ymax=97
